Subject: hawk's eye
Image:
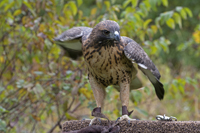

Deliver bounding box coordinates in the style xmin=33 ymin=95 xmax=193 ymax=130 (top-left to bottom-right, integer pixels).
xmin=103 ymin=30 xmax=110 ymax=35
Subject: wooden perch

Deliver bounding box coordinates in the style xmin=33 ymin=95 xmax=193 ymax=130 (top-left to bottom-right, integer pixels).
xmin=62 ymin=120 xmax=200 ymax=133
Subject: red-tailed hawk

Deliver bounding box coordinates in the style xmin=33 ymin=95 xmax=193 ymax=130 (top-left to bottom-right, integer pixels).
xmin=54 ymin=20 xmax=164 ymax=124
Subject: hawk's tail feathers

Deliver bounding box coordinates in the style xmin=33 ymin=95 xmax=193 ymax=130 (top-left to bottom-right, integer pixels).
xmin=152 ymin=79 xmax=164 ymax=100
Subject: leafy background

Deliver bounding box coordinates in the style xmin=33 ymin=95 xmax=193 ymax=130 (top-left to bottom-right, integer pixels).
xmin=0 ymin=0 xmax=200 ymax=132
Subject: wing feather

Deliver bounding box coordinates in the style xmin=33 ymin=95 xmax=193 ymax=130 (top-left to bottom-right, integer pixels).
xmin=54 ymin=27 xmax=92 ymax=59
xmin=123 ymin=37 xmax=164 ymax=100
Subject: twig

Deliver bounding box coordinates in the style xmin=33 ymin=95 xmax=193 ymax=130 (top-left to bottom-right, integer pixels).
xmin=47 ymin=97 xmax=75 ymax=133
xmin=70 ymin=102 xmax=81 ymax=113
xmin=47 ymin=114 xmax=65 ymax=133
xmin=67 ymin=97 xmax=75 ymax=111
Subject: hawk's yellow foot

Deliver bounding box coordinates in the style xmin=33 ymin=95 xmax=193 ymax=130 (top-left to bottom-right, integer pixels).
xmin=116 ymin=106 xmax=136 ymax=124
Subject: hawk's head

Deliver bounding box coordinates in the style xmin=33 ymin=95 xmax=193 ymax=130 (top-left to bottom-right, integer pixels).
xmin=90 ymin=20 xmax=120 ymax=43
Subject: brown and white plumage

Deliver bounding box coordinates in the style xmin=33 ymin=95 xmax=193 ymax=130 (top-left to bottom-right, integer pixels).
xmin=54 ymin=20 xmax=164 ymax=123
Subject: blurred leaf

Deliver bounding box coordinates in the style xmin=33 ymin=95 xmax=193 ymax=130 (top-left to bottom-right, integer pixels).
xmin=34 ymin=71 xmax=43 ymax=75
xmin=176 ymin=6 xmax=183 ymax=12
xmin=0 ymin=119 xmax=6 ymax=132
xmin=63 ymin=101 xmax=68 ymax=112
xmin=173 ymin=12 xmax=182 ymax=28
xmin=180 ymin=8 xmax=187 ymax=19
xmin=0 ymin=0 xmax=8 ymax=9
xmin=79 ymin=88 xmax=93 ymax=100
xmin=33 ymin=83 xmax=44 ymax=97
xmin=0 ymin=106 xmax=9 ymax=115
xmin=0 ymin=56 xmax=4 ymax=63
xmin=155 ymin=17 xmax=161 ymax=28
xmin=178 ymin=85 xmax=185 ymax=94
xmin=114 ymin=94 xmax=119 ymax=99
xmin=68 ymin=1 xmax=77 ymax=16
xmin=66 ymin=70 xmax=73 ymax=78
xmin=77 ymin=0 xmax=83 ymax=7
xmin=143 ymin=87 xmax=150 ymax=95
xmin=0 ymin=86 xmax=5 ymax=92
xmin=13 ymin=9 xmax=22 ymax=16
xmin=112 ymin=5 xmax=120 ymax=12
xmin=104 ymin=1 xmax=110 ymax=11
xmin=28 ymin=93 xmax=37 ymax=103
xmin=151 ymin=25 xmax=158 ymax=33
xmin=32 ymin=114 xmax=41 ymax=121
xmin=150 ymin=45 xmax=158 ymax=55
xmin=19 ymin=89 xmax=27 ymax=99
xmin=113 ymin=109 xmax=119 ymax=116
xmin=91 ymin=8 xmax=97 ymax=16
xmin=4 ymin=1 xmax=14 ymax=12
xmin=160 ymin=11 xmax=174 ymax=25
xmin=96 ymin=0 xmax=102 ymax=9
xmin=123 ymin=0 xmax=131 ymax=8
xmin=63 ymin=83 xmax=71 ymax=91
xmin=184 ymin=7 xmax=193 ymax=17
xmin=186 ymin=77 xmax=197 ymax=85
xmin=16 ymin=80 xmax=25 ymax=88
xmin=131 ymin=0 xmax=138 ymax=8
xmin=149 ymin=0 xmax=158 ymax=11
xmin=193 ymin=31 xmax=200 ymax=43
xmin=176 ymin=43 xmax=185 ymax=51
xmin=143 ymin=19 xmax=152 ymax=29
xmin=23 ymin=1 xmax=36 ymax=17
xmin=162 ymin=0 xmax=168 ymax=7
xmin=166 ymin=18 xmax=175 ymax=29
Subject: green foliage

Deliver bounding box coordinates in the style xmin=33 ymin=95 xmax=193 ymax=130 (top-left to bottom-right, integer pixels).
xmin=0 ymin=0 xmax=199 ymax=132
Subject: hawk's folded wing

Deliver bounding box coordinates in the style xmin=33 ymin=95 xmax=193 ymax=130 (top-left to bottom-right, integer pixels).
xmin=123 ymin=37 xmax=164 ymax=100
xmin=54 ymin=27 xmax=92 ymax=59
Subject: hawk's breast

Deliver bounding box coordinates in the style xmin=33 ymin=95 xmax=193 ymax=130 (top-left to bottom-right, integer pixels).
xmin=83 ymin=41 xmax=133 ymax=86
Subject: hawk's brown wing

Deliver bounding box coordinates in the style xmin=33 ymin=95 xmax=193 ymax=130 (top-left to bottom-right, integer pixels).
xmin=54 ymin=27 xmax=92 ymax=59
xmin=122 ymin=37 xmax=164 ymax=100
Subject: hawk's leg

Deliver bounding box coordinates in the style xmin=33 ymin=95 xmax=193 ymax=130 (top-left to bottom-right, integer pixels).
xmin=88 ymin=74 xmax=106 ymax=126
xmin=117 ymin=82 xmax=136 ymax=123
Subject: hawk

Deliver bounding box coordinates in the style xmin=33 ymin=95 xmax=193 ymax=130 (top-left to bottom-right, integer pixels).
xmin=54 ymin=20 xmax=164 ymax=124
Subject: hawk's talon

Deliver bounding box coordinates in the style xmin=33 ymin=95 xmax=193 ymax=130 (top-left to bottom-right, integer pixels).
xmin=116 ymin=115 xmax=136 ymax=124
xmin=89 ymin=117 xmax=102 ymax=126
xmin=97 ymin=118 xmax=101 ymax=123
xmin=115 ymin=117 xmax=120 ymax=123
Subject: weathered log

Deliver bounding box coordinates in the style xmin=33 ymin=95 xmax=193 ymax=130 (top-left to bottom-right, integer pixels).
xmin=62 ymin=120 xmax=200 ymax=133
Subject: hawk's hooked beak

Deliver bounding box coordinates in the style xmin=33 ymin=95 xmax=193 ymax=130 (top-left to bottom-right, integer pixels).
xmin=114 ymin=31 xmax=120 ymax=41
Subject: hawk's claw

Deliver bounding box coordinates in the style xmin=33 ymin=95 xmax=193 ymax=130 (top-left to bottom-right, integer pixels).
xmin=97 ymin=118 xmax=101 ymax=123
xmin=89 ymin=117 xmax=102 ymax=126
xmin=116 ymin=115 xmax=136 ymax=125
xmin=115 ymin=117 xmax=120 ymax=123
